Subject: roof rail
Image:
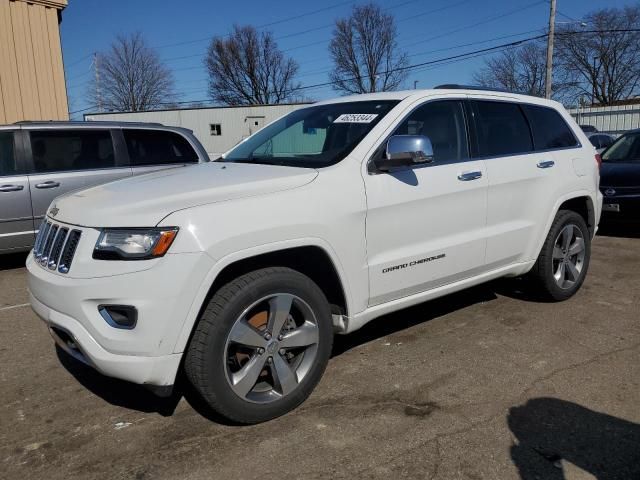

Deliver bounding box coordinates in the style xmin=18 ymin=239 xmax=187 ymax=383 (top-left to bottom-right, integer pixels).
xmin=434 ymin=84 xmax=516 ymax=94
xmin=13 ymin=120 xmax=165 ymax=127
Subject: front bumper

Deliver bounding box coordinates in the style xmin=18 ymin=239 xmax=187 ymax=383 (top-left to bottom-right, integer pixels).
xmin=27 ymin=250 xmax=214 ymax=386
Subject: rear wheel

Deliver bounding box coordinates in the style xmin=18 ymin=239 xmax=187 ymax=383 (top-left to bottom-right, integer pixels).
xmin=528 ymin=210 xmax=591 ymax=301
xmin=184 ymin=267 xmax=333 ymax=424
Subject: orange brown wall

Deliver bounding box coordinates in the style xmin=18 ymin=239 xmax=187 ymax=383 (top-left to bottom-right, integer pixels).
xmin=0 ymin=0 xmax=68 ymax=123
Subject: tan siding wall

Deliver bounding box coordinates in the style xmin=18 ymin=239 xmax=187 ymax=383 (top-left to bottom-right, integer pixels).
xmin=0 ymin=0 xmax=68 ymax=123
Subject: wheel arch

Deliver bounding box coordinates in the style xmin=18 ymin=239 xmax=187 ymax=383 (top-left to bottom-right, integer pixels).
xmin=533 ymin=191 xmax=596 ymax=262
xmin=172 ymin=239 xmax=352 ymax=354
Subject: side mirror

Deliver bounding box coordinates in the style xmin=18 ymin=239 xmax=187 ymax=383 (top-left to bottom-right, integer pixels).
xmin=374 ymin=135 xmax=435 ymax=172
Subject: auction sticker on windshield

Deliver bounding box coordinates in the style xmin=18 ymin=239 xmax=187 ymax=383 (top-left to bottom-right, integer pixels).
xmin=333 ymin=113 xmax=379 ymax=123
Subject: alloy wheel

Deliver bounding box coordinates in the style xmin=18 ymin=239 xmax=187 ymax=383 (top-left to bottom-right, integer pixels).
xmin=552 ymin=224 xmax=586 ymax=290
xmin=223 ymin=293 xmax=320 ymax=403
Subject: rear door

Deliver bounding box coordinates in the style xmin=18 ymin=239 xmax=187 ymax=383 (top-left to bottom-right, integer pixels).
xmin=0 ymin=130 xmax=34 ymax=251
xmin=121 ymin=128 xmax=200 ymax=175
xmin=25 ymin=128 xmax=132 ymax=225
xmin=469 ymin=99 xmax=577 ymax=266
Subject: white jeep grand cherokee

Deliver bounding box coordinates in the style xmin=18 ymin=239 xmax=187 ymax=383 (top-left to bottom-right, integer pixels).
xmin=28 ymin=87 xmax=602 ymax=423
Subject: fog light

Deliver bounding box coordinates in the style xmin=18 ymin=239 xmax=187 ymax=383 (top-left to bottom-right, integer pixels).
xmin=99 ymin=305 xmax=137 ymax=329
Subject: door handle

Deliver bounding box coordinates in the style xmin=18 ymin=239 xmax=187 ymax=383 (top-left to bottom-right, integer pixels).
xmin=536 ymin=160 xmax=555 ymax=169
xmin=0 ymin=184 xmax=24 ymax=192
xmin=35 ymin=181 xmax=61 ymax=189
xmin=457 ymin=171 xmax=483 ymax=181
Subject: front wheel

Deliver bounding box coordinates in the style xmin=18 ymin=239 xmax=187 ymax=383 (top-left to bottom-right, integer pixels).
xmin=528 ymin=209 xmax=591 ymax=301
xmin=184 ymin=267 xmax=333 ymax=424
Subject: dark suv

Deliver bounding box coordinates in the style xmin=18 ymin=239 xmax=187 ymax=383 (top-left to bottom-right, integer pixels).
xmin=0 ymin=121 xmax=209 ymax=253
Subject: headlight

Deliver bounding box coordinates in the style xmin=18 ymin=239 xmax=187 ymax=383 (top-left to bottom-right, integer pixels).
xmin=93 ymin=227 xmax=179 ymax=260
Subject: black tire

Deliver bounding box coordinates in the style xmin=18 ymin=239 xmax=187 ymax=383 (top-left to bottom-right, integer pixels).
xmin=184 ymin=267 xmax=333 ymax=424
xmin=527 ymin=209 xmax=591 ymax=301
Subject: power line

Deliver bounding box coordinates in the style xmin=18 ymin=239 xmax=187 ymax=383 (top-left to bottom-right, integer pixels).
xmin=152 ymin=0 xmax=356 ymax=50
xmin=282 ymin=0 xmax=473 ymax=53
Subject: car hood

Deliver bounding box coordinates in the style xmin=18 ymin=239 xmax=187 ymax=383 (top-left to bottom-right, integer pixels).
xmin=50 ymin=162 xmax=318 ymax=227
xmin=600 ymin=162 xmax=640 ymax=188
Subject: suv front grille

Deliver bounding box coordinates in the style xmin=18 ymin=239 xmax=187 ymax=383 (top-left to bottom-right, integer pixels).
xmin=34 ymin=221 xmax=82 ymax=274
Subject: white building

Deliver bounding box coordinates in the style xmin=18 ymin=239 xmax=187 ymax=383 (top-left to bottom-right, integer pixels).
xmin=85 ymin=103 xmax=309 ymax=158
xmin=568 ymin=103 xmax=640 ymax=135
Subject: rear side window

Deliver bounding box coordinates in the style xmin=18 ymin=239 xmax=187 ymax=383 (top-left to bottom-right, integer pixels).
xmin=522 ymin=105 xmax=578 ymax=150
xmin=29 ymin=130 xmax=115 ymax=173
xmin=124 ymin=130 xmax=199 ymax=166
xmin=0 ymin=132 xmax=19 ymax=176
xmin=395 ymin=100 xmax=469 ymax=163
xmin=472 ymin=101 xmax=533 ymax=157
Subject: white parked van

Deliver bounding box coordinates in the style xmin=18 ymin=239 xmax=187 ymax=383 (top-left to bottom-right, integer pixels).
xmin=28 ymin=87 xmax=602 ymax=423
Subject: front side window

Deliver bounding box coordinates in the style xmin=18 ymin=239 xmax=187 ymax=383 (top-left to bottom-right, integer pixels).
xmin=602 ymin=132 xmax=640 ymax=163
xmin=523 ymin=104 xmax=578 ymax=150
xmin=394 ymin=100 xmax=469 ymax=163
xmin=0 ymin=132 xmax=19 ymax=176
xmin=29 ymin=130 xmax=115 ymax=173
xmin=222 ymin=101 xmax=399 ymax=168
xmin=472 ymin=101 xmax=533 ymax=157
xmin=124 ymin=130 xmax=199 ymax=166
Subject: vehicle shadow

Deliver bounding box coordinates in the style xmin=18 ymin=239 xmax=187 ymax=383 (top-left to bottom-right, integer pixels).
xmin=332 ymin=283 xmax=498 ymax=357
xmin=54 ymin=277 xmax=545 ymax=423
xmin=0 ymin=251 xmax=29 ymax=271
xmin=55 ymin=346 xmax=182 ymax=417
xmin=597 ymin=220 xmax=640 ymax=239
xmin=509 ymin=397 xmax=640 ymax=479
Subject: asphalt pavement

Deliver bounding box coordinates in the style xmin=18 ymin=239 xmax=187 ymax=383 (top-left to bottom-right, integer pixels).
xmin=1 ymin=228 xmax=639 ymax=480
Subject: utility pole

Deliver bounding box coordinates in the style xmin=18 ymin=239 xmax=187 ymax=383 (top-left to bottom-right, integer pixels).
xmin=94 ymin=52 xmax=102 ymax=112
xmin=544 ymin=0 xmax=556 ymax=99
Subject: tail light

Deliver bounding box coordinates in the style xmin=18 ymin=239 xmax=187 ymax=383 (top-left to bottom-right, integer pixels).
xmin=595 ymin=153 xmax=602 ymax=169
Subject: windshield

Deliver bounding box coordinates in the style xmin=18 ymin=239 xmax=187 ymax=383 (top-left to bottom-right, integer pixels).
xmin=602 ymin=132 xmax=640 ymax=163
xmin=222 ymin=100 xmax=399 ymax=168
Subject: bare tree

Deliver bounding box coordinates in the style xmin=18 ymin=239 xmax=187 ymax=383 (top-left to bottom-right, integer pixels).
xmin=90 ymin=32 xmax=174 ymax=112
xmin=555 ymin=5 xmax=640 ymax=105
xmin=474 ymin=43 xmax=547 ymax=96
xmin=329 ymin=3 xmax=408 ymax=94
xmin=205 ymin=25 xmax=300 ymax=105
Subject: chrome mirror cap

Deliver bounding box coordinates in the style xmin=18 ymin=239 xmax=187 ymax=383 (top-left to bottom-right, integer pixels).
xmin=385 ymin=135 xmax=435 ymax=166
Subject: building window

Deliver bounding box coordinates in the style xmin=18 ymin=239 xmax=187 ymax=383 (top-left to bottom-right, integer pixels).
xmin=210 ymin=124 xmax=222 ymax=136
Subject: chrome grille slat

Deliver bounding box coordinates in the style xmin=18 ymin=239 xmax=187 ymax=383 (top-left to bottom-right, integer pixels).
xmin=33 ymin=222 xmax=81 ymax=274
xmin=40 ymin=225 xmax=59 ymax=266
xmin=34 ymin=222 xmax=51 ymax=258
xmin=58 ymin=230 xmax=81 ymax=274
xmin=48 ymin=228 xmax=69 ymax=270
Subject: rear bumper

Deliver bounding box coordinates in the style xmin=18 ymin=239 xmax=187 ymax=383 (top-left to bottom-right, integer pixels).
xmin=601 ymin=195 xmax=640 ymax=220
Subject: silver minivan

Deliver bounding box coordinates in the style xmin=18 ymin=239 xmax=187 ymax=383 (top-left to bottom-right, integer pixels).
xmin=0 ymin=121 xmax=209 ymax=253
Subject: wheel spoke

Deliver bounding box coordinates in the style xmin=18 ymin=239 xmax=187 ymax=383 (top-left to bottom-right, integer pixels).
xmin=566 ymin=260 xmax=579 ymax=282
xmin=553 ymin=245 xmax=564 ymax=259
xmin=280 ymin=322 xmax=319 ymax=348
xmin=228 ymin=320 xmax=267 ymax=348
xmin=267 ymin=294 xmax=294 ymax=336
xmin=271 ymin=354 xmax=298 ymax=396
xmin=231 ymin=354 xmax=268 ymax=398
xmin=562 ymin=225 xmax=573 ymax=251
xmin=555 ymin=261 xmax=566 ymax=286
xmin=568 ymin=237 xmax=585 ymax=256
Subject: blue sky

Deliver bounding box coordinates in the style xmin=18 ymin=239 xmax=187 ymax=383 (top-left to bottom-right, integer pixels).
xmin=61 ymin=0 xmax=632 ymax=116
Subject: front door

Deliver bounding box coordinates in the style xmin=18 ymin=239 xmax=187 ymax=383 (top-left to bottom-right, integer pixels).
xmin=25 ymin=129 xmax=131 ymax=225
xmin=0 ymin=130 xmax=34 ymax=251
xmin=364 ymin=99 xmax=488 ymax=306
